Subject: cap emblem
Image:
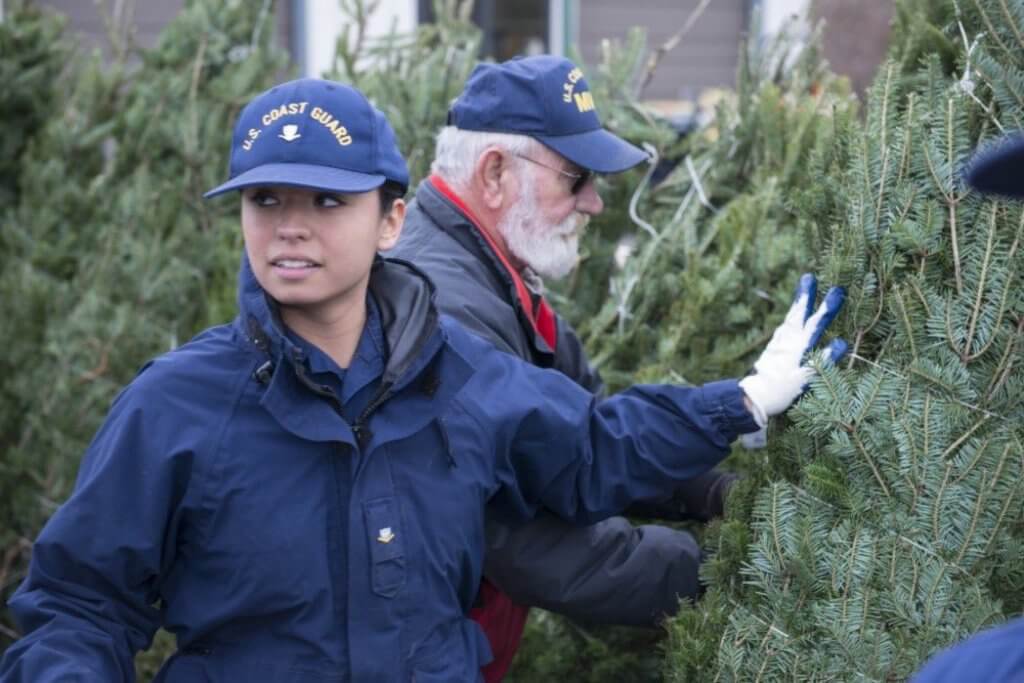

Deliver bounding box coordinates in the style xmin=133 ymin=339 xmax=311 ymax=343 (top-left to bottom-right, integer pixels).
xmin=279 ymin=124 xmax=301 ymax=142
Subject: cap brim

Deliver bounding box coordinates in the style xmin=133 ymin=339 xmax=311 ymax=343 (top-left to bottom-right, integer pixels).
xmin=966 ymin=135 xmax=1024 ymax=198
xmin=536 ymin=128 xmax=650 ymax=174
xmin=204 ymin=163 xmax=386 ymax=198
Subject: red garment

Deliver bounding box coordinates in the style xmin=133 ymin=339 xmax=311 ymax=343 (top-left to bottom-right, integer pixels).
xmin=469 ymin=579 xmax=531 ymax=683
xmin=430 ymin=175 xmax=558 ymax=682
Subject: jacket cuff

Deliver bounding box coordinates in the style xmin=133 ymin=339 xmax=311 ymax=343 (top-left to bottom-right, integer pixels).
xmin=700 ymin=379 xmax=762 ymax=440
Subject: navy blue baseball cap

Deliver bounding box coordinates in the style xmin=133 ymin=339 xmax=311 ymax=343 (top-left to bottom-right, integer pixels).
xmin=965 ymin=133 xmax=1024 ymax=198
xmin=447 ymin=55 xmax=649 ymax=174
xmin=204 ymin=78 xmax=409 ymax=198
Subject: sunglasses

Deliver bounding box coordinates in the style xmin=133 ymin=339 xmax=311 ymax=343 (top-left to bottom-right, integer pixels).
xmin=513 ymin=153 xmax=594 ymax=195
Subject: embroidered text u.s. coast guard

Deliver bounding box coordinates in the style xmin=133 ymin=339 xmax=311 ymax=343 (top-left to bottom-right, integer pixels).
xmin=241 ymin=101 xmax=354 ymax=151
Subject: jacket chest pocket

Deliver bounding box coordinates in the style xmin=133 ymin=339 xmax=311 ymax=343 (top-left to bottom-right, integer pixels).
xmin=363 ymin=497 xmax=406 ymax=598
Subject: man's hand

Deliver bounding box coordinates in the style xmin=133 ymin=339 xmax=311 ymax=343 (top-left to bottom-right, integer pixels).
xmin=739 ymin=273 xmax=847 ymax=427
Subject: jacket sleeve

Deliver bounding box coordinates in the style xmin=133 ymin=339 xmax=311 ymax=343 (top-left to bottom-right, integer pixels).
xmin=481 ymin=467 xmax=739 ymax=626
xmin=453 ymin=346 xmax=759 ymax=527
xmin=0 ymin=380 xmax=196 ymax=683
xmin=910 ymin=618 xmax=1024 ymax=683
xmin=483 ymin=512 xmax=702 ymax=626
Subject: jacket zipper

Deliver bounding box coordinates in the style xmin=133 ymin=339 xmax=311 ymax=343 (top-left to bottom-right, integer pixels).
xmin=351 ymin=382 xmax=394 ymax=448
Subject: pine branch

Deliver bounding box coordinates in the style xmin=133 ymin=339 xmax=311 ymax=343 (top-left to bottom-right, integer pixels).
xmin=997 ymin=0 xmax=1024 ymax=49
xmin=962 ymin=206 xmax=999 ymax=360
xmin=852 ymin=428 xmax=894 ymax=498
xmin=852 ymin=353 xmax=1010 ymax=422
xmin=943 ymin=417 xmax=993 ymax=460
xmin=967 ymin=0 xmax=1014 ymax=54
xmin=954 ymin=470 xmax=987 ymax=565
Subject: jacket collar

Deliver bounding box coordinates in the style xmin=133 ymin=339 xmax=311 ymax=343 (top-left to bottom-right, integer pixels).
xmin=417 ymin=177 xmax=557 ymax=352
xmin=237 ymin=251 xmax=442 ymax=389
xmin=234 ymin=251 xmax=448 ymax=447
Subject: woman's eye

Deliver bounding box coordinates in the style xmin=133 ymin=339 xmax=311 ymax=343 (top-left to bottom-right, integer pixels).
xmin=316 ymin=193 xmax=344 ymax=208
xmin=248 ymin=191 xmax=278 ymax=207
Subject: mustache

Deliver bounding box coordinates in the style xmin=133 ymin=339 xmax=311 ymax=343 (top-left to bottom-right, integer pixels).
xmin=554 ymin=213 xmax=588 ymax=237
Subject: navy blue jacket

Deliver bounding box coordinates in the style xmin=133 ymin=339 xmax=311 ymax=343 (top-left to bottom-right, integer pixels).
xmin=1 ymin=255 xmax=757 ymax=682
xmin=391 ymin=178 xmax=731 ymax=624
xmin=911 ymin=617 xmax=1024 ymax=682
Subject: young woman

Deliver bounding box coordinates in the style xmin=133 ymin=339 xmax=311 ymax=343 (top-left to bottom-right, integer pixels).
xmin=0 ymin=77 xmax=842 ymax=682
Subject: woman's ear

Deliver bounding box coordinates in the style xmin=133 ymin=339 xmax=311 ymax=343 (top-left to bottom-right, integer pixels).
xmin=377 ymin=198 xmax=406 ymax=251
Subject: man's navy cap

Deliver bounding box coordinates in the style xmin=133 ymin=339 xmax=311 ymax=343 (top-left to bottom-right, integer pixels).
xmin=965 ymin=133 xmax=1024 ymax=198
xmin=204 ymin=78 xmax=409 ymax=198
xmin=447 ymin=55 xmax=649 ymax=174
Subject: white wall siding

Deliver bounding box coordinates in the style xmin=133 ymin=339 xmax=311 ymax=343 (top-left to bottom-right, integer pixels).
xmin=758 ymin=0 xmax=811 ymax=38
xmin=301 ymin=0 xmax=417 ymax=78
xmin=578 ymin=0 xmax=747 ymax=100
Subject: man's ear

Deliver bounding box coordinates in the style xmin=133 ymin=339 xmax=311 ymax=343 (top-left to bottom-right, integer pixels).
xmin=377 ymin=198 xmax=406 ymax=251
xmin=475 ymin=148 xmax=511 ymax=210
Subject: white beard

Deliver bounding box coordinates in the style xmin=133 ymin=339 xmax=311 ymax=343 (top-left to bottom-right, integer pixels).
xmin=497 ymin=170 xmax=588 ymax=280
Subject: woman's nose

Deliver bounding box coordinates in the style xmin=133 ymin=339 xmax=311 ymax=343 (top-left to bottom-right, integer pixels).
xmin=274 ymin=211 xmax=312 ymax=240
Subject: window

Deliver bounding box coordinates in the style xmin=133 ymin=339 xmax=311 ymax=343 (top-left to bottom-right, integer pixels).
xmin=418 ymin=0 xmax=549 ymax=60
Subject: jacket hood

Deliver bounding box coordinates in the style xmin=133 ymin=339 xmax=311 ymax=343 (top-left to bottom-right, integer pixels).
xmin=235 ymin=250 xmax=443 ymax=390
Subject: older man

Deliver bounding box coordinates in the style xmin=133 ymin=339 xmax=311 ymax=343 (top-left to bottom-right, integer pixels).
xmin=390 ymin=55 xmax=740 ymax=680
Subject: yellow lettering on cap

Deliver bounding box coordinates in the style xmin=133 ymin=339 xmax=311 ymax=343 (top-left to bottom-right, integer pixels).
xmin=563 ymin=69 xmax=586 ymax=103
xmin=307 ymin=108 xmax=354 ymax=146
xmin=241 ymin=128 xmax=261 ymax=152
xmin=261 ymin=104 xmax=284 ymax=126
xmin=574 ymin=91 xmax=595 ymax=113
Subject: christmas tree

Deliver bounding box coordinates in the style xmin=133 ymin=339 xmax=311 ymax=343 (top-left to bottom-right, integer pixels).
xmin=0 ymin=1 xmax=286 ymax=677
xmin=656 ymin=2 xmax=1024 ymax=679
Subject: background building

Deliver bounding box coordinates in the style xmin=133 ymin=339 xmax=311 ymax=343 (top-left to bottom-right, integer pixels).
xmin=25 ymin=0 xmax=892 ymax=100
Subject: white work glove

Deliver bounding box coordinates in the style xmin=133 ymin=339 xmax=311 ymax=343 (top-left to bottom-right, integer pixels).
xmin=739 ymin=273 xmax=848 ymax=429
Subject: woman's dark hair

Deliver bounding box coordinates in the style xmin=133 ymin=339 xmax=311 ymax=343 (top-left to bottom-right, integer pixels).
xmin=379 ymin=181 xmax=407 ymax=214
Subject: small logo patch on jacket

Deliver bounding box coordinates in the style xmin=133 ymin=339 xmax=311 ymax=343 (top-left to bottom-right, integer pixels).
xmin=377 ymin=527 xmax=395 ymax=544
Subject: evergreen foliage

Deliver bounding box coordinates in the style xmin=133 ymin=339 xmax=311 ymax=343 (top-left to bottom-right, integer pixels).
xmin=656 ymin=2 xmax=1024 ymax=680
xmin=0 ymin=0 xmax=286 ymax=677
xmin=3 ymin=1 xmax=1021 ymax=681
xmin=574 ymin=23 xmax=855 ymax=392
